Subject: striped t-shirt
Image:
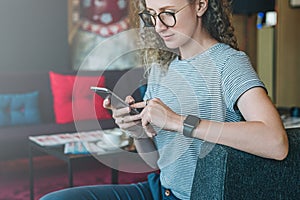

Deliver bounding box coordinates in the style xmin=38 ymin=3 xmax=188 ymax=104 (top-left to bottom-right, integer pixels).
xmin=144 ymin=43 xmax=265 ymax=199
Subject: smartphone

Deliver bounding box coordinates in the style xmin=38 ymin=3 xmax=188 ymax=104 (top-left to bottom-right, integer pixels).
xmin=90 ymin=86 xmax=139 ymax=115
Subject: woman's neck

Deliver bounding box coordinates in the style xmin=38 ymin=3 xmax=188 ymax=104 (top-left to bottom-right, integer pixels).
xmin=179 ymin=27 xmax=218 ymax=60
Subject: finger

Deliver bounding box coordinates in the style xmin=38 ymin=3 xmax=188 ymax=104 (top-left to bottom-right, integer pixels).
xmin=131 ymin=101 xmax=149 ymax=109
xmin=147 ymin=124 xmax=156 ymax=134
xmin=141 ymin=110 xmax=152 ymax=127
xmin=125 ymin=96 xmax=135 ymax=104
xmin=115 ymin=117 xmax=125 ymax=125
xmin=142 ymin=119 xmax=149 ymax=128
xmin=103 ymin=97 xmax=111 ymax=109
xmin=112 ymin=106 xmax=131 ymax=118
xmin=115 ymin=114 xmax=138 ymax=124
xmin=144 ymin=131 xmax=153 ymax=138
xmin=118 ymin=121 xmax=141 ymax=130
xmin=128 ymin=113 xmax=142 ymax=121
xmin=144 ymin=125 xmax=157 ymax=138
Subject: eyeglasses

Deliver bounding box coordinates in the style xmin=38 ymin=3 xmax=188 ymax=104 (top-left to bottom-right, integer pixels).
xmin=139 ymin=3 xmax=191 ymax=28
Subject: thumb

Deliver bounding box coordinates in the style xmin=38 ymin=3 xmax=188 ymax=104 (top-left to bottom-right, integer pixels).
xmin=103 ymin=97 xmax=111 ymax=109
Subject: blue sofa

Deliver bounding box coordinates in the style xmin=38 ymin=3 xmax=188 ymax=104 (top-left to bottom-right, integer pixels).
xmin=191 ymin=127 xmax=300 ymax=199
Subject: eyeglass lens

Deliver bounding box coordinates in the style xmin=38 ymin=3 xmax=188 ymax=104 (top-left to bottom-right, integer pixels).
xmin=139 ymin=3 xmax=190 ymax=28
xmin=158 ymin=13 xmax=175 ymax=27
xmin=140 ymin=12 xmax=176 ymax=27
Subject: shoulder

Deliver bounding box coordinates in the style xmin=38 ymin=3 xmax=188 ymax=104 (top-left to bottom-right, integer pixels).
xmin=210 ymin=43 xmax=249 ymax=62
xmin=210 ymin=44 xmax=253 ymax=73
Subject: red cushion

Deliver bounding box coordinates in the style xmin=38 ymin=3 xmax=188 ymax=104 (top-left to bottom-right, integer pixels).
xmin=49 ymin=71 xmax=112 ymax=124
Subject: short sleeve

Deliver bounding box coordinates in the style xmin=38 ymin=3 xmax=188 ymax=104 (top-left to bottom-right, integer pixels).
xmin=222 ymin=52 xmax=266 ymax=112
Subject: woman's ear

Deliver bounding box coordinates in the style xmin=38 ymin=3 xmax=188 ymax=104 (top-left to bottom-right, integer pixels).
xmin=195 ymin=0 xmax=208 ymax=17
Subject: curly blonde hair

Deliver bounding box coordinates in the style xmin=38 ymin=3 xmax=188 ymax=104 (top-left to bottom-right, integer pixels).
xmin=135 ymin=0 xmax=238 ymax=75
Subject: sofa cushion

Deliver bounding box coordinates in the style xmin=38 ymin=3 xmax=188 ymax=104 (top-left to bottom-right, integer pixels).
xmin=49 ymin=71 xmax=112 ymax=124
xmin=0 ymin=91 xmax=41 ymax=127
xmin=0 ymin=71 xmax=56 ymax=123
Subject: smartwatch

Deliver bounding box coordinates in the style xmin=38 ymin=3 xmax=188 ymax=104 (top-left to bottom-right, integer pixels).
xmin=183 ymin=115 xmax=201 ymax=138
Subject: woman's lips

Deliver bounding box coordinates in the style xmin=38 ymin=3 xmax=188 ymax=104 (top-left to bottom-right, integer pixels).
xmin=160 ymin=34 xmax=174 ymax=41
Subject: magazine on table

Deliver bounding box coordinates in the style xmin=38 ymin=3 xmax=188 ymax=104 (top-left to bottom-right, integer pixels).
xmin=63 ymin=140 xmax=129 ymax=155
xmin=29 ymin=130 xmax=104 ymax=146
xmin=29 ymin=128 xmax=130 ymax=154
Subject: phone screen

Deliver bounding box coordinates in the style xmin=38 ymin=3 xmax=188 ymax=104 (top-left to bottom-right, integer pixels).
xmin=90 ymin=86 xmax=139 ymax=115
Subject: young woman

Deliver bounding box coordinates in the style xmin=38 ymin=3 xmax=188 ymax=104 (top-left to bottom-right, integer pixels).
xmin=41 ymin=0 xmax=288 ymax=199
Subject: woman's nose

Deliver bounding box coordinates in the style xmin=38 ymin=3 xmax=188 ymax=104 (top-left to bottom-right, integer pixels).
xmin=155 ymin=18 xmax=167 ymax=32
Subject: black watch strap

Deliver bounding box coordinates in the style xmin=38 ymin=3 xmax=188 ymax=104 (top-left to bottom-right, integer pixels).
xmin=183 ymin=115 xmax=200 ymax=138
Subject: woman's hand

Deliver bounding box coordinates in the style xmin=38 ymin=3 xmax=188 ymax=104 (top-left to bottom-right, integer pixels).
xmin=103 ymin=96 xmax=150 ymax=138
xmin=131 ymin=98 xmax=184 ymax=134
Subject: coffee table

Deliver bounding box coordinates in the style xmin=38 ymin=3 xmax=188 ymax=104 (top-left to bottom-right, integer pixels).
xmin=28 ymin=140 xmax=123 ymax=200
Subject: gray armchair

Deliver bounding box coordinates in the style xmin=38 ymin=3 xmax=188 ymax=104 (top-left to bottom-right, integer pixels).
xmin=191 ymin=128 xmax=300 ymax=200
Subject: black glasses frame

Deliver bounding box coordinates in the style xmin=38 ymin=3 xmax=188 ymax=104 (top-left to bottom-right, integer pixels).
xmin=139 ymin=3 xmax=191 ymax=28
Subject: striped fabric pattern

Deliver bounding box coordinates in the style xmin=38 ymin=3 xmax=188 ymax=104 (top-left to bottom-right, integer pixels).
xmin=144 ymin=43 xmax=265 ymax=200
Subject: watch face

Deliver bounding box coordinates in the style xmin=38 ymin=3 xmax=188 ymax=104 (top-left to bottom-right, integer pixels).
xmin=183 ymin=115 xmax=200 ymax=138
xmin=185 ymin=115 xmax=200 ymax=126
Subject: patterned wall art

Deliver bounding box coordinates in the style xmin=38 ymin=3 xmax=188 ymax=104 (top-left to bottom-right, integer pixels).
xmin=69 ymin=0 xmax=139 ymax=70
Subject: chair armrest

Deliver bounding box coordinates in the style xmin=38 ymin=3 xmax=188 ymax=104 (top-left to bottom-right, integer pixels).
xmin=191 ymin=128 xmax=300 ymax=200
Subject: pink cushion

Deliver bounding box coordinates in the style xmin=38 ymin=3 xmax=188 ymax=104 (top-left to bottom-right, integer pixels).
xmin=49 ymin=71 xmax=111 ymax=124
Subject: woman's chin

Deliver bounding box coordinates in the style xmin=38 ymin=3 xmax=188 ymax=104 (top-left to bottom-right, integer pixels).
xmin=163 ymin=41 xmax=179 ymax=50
